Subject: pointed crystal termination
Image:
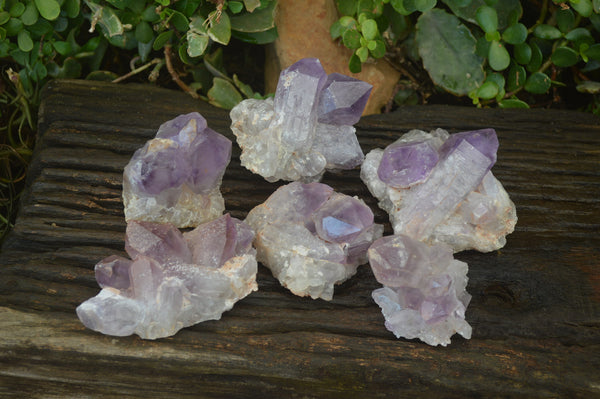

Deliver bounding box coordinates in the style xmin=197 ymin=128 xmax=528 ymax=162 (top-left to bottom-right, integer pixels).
xmin=361 ymin=128 xmax=517 ymax=252
xmin=123 ymin=112 xmax=232 ymax=228
xmin=76 ymin=214 xmax=258 ymax=339
xmin=245 ymin=182 xmax=383 ymax=300
xmin=368 ymin=234 xmax=472 ymax=346
xmin=230 ymin=58 xmax=372 ymax=182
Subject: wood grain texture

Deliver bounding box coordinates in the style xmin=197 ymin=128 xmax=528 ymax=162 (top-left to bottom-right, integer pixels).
xmin=1 ymin=79 xmax=599 ymax=398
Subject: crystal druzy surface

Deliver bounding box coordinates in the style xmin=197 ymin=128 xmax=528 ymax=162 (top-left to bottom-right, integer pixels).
xmin=361 ymin=128 xmax=517 ymax=252
xmin=368 ymin=234 xmax=472 ymax=346
xmin=230 ymin=58 xmax=372 ymax=182
xmin=76 ymin=214 xmax=257 ymax=339
xmin=123 ymin=112 xmax=232 ymax=228
xmin=245 ymin=182 xmax=383 ymax=300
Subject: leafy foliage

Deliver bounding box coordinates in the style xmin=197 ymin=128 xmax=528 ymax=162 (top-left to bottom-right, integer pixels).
xmin=332 ymin=0 xmax=600 ymax=109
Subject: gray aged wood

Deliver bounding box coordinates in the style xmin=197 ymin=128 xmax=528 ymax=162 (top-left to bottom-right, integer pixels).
xmin=1 ymin=79 xmax=599 ymax=398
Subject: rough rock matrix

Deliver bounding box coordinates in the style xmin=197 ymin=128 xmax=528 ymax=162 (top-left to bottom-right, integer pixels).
xmin=230 ymin=58 xmax=371 ymax=182
xmin=123 ymin=112 xmax=232 ymax=228
xmin=368 ymin=234 xmax=472 ymax=346
xmin=361 ymin=128 xmax=517 ymax=253
xmin=245 ymin=181 xmax=383 ymax=300
xmin=76 ymin=214 xmax=257 ymax=339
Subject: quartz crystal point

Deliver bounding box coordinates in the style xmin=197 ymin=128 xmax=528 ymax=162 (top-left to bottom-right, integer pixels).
xmin=76 ymin=214 xmax=257 ymax=339
xmin=123 ymin=112 xmax=232 ymax=228
xmin=368 ymin=234 xmax=472 ymax=346
xmin=245 ymin=181 xmax=383 ymax=300
xmin=230 ymin=58 xmax=371 ymax=182
xmin=361 ymin=128 xmax=517 ymax=252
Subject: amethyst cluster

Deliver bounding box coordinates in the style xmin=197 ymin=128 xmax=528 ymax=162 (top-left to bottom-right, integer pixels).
xmin=368 ymin=235 xmax=472 ymax=346
xmin=230 ymin=58 xmax=372 ymax=182
xmin=245 ymin=182 xmax=383 ymax=300
xmin=123 ymin=112 xmax=232 ymax=228
xmin=361 ymin=128 xmax=517 ymax=253
xmin=76 ymin=214 xmax=257 ymax=339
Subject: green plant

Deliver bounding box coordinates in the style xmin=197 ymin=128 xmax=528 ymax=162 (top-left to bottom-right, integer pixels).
xmin=331 ymin=0 xmax=600 ymax=109
xmin=83 ymin=0 xmax=277 ymax=107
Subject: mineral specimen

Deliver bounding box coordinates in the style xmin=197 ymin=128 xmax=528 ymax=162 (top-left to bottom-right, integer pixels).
xmin=245 ymin=181 xmax=383 ymax=300
xmin=361 ymin=128 xmax=517 ymax=253
xmin=230 ymin=58 xmax=371 ymax=182
xmin=123 ymin=112 xmax=232 ymax=228
xmin=76 ymin=214 xmax=257 ymax=339
xmin=368 ymin=234 xmax=472 ymax=346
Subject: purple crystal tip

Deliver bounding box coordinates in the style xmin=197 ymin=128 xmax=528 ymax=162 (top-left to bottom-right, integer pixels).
xmin=440 ymin=128 xmax=499 ymax=166
xmin=377 ymin=140 xmax=439 ymax=188
xmin=127 ymin=112 xmax=232 ymax=196
xmin=318 ymin=73 xmax=372 ymax=125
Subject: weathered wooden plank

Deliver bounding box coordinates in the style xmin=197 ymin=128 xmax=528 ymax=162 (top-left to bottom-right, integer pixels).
xmin=1 ymin=79 xmax=599 ymax=397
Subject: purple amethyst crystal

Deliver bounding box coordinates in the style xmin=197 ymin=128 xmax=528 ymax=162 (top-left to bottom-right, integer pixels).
xmin=123 ymin=112 xmax=231 ymax=228
xmin=76 ymin=214 xmax=258 ymax=339
xmin=318 ymin=73 xmax=372 ymax=125
xmin=377 ymin=140 xmax=439 ymax=188
xmin=230 ymin=58 xmax=372 ymax=182
xmin=361 ymin=128 xmax=517 ymax=252
xmin=245 ymin=182 xmax=383 ymax=300
xmin=368 ymin=234 xmax=472 ymax=346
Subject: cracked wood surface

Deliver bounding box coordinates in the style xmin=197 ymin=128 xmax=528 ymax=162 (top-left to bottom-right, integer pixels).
xmin=1 ymin=79 xmax=599 ymax=398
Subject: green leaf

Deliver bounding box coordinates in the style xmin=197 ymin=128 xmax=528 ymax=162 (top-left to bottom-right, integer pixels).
xmin=369 ymin=39 xmax=386 ymax=57
xmin=336 ymin=0 xmax=357 ymax=16
xmin=34 ymin=0 xmax=60 ymax=21
xmin=65 ymin=0 xmax=81 ymax=18
xmin=208 ymin=77 xmax=243 ymax=109
xmin=533 ymin=24 xmax=562 ymax=40
xmin=135 ymin=21 xmax=154 ymax=43
xmin=47 ymin=57 xmax=82 ymax=78
xmin=476 ymin=80 xmax=498 ymax=99
xmin=498 ymin=99 xmax=529 ymax=108
xmin=361 ymin=19 xmax=378 ymax=40
xmin=594 ymin=0 xmax=600 ymax=12
xmin=390 ymin=0 xmax=417 ymax=15
xmin=526 ymin=42 xmax=542 ymax=72
xmin=576 ymin=80 xmax=600 ymax=93
xmin=343 ymin=28 xmax=361 ymax=49
xmin=441 ymin=0 xmax=521 ymax=30
xmin=484 ymin=30 xmax=500 ymax=42
xmin=228 ymin=1 xmax=244 ymax=13
xmin=53 ymin=40 xmax=72 ymax=55
xmin=230 ymin=0 xmax=275 ymax=32
xmin=231 ymin=26 xmax=277 ymax=44
xmin=356 ymin=46 xmax=369 ymax=62
xmin=5 ymin=18 xmax=23 ymax=36
xmin=564 ymin=27 xmax=593 ymax=47
xmin=475 ymin=5 xmax=497 ymax=34
xmin=17 ymin=30 xmax=33 ymax=52
xmin=208 ymin=11 xmax=231 ymax=45
xmin=233 ymin=74 xmax=255 ymax=98
xmin=330 ymin=20 xmax=344 ymax=39
xmin=21 ymin=3 xmax=39 ymax=26
xmin=513 ymin=42 xmax=531 ymax=64
xmin=349 ymin=53 xmax=362 ymax=73
xmin=551 ymin=46 xmax=579 ymax=67
xmin=32 ymin=61 xmax=47 ymax=81
xmin=0 ymin=11 xmax=10 ymax=25
xmin=186 ymin=32 xmax=209 ymax=57
xmin=86 ymin=70 xmax=119 ymax=81
xmin=556 ymin=9 xmax=575 ymax=33
xmin=586 ymin=43 xmax=600 ymax=61
xmin=169 ymin=11 xmax=189 ymax=32
xmin=153 ymin=30 xmax=173 ymax=50
xmin=10 ymin=2 xmax=25 ymax=18
xmin=524 ymin=71 xmax=551 ymax=94
xmin=486 ymin=71 xmax=505 ymax=89
xmin=414 ymin=0 xmax=436 ymax=12
xmin=141 ymin=5 xmax=159 ymax=22
xmin=0 ymin=27 xmax=6 ymax=40
xmin=507 ymin=63 xmax=526 ymax=91
xmin=243 ymin=0 xmax=261 ymax=12
xmin=502 ymin=23 xmax=527 ymax=44
xmin=27 ymin=18 xmax=53 ymax=36
xmin=415 ymin=8 xmax=484 ymax=95
xmin=85 ymin=1 xmax=124 ymax=37
xmin=591 ymin=13 xmax=600 ymax=32
xmin=570 ymin=0 xmax=593 ymax=17
xmin=488 ymin=40 xmax=510 ymax=71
